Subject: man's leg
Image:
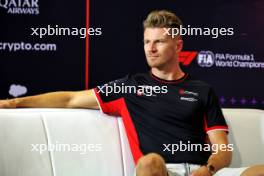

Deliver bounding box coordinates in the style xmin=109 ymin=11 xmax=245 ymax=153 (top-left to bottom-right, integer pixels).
xmin=240 ymin=165 xmax=264 ymax=176
xmin=136 ymin=153 xmax=167 ymax=176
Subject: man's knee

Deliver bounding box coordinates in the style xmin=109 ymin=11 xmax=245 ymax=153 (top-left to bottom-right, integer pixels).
xmin=136 ymin=153 xmax=167 ymax=176
xmin=138 ymin=153 xmax=165 ymax=167
xmin=241 ymin=165 xmax=264 ymax=176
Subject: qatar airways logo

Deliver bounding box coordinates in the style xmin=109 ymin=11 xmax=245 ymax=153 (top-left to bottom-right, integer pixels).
xmin=0 ymin=0 xmax=39 ymax=15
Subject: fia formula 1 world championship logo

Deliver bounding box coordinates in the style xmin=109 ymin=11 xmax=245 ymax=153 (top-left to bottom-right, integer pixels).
xmin=0 ymin=0 xmax=39 ymax=15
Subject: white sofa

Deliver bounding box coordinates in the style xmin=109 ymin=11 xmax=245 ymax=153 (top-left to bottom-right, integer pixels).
xmin=0 ymin=108 xmax=263 ymax=176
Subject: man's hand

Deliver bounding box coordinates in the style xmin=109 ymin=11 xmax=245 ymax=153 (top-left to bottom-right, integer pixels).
xmin=190 ymin=166 xmax=211 ymax=176
xmin=0 ymin=99 xmax=16 ymax=108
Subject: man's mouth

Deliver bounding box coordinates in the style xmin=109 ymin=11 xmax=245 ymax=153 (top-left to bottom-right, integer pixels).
xmin=148 ymin=55 xmax=159 ymax=58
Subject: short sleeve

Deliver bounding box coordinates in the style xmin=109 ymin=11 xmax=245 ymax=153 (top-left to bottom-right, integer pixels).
xmin=204 ymin=87 xmax=228 ymax=133
xmin=93 ymin=75 xmax=129 ymax=116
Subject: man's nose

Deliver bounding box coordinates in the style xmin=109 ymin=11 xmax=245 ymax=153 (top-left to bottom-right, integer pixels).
xmin=149 ymin=43 xmax=157 ymax=52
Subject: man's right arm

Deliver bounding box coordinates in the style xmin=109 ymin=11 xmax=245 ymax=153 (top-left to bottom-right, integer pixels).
xmin=0 ymin=89 xmax=99 ymax=109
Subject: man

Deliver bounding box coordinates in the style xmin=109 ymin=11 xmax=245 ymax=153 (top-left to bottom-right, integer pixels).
xmin=0 ymin=10 xmax=264 ymax=176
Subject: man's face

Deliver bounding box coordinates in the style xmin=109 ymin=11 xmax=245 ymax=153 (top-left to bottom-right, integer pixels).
xmin=144 ymin=28 xmax=182 ymax=69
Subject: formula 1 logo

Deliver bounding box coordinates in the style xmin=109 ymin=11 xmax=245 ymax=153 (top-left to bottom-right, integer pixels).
xmin=178 ymin=51 xmax=198 ymax=66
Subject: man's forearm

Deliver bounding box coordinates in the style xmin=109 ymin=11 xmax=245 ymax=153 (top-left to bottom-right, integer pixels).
xmin=1 ymin=89 xmax=99 ymax=109
xmin=10 ymin=91 xmax=74 ymax=108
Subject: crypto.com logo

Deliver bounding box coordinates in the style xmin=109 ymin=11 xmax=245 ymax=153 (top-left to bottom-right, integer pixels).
xmin=178 ymin=51 xmax=198 ymax=66
xmin=0 ymin=0 xmax=39 ymax=15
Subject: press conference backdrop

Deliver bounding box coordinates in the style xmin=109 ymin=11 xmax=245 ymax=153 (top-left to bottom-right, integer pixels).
xmin=1 ymin=0 xmax=264 ymax=109
xmin=0 ymin=0 xmax=87 ymax=96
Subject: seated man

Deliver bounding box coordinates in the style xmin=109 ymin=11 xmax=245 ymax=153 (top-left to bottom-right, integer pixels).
xmin=1 ymin=10 xmax=264 ymax=176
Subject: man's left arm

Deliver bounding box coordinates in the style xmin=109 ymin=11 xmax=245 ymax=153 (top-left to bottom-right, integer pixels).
xmin=207 ymin=130 xmax=232 ymax=171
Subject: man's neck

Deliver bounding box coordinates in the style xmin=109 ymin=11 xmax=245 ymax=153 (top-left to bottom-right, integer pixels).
xmin=151 ymin=65 xmax=185 ymax=81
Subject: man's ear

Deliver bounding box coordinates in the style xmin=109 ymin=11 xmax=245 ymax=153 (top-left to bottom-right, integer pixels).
xmin=175 ymin=39 xmax=183 ymax=53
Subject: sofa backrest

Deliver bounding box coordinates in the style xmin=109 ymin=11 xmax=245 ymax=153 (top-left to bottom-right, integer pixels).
xmin=0 ymin=108 xmax=263 ymax=176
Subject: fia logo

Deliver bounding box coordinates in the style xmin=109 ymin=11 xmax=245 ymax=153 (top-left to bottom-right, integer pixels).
xmin=197 ymin=51 xmax=215 ymax=67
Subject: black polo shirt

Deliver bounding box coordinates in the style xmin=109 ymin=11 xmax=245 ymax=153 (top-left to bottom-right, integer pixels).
xmin=93 ymin=72 xmax=228 ymax=165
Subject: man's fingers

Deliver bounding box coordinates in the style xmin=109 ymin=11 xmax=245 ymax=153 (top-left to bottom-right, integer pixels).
xmin=0 ymin=100 xmax=13 ymax=108
xmin=0 ymin=100 xmax=8 ymax=108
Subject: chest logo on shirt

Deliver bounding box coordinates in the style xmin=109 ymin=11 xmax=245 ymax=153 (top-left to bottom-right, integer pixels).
xmin=179 ymin=89 xmax=199 ymax=96
xmin=179 ymin=89 xmax=199 ymax=102
xmin=180 ymin=97 xmax=198 ymax=102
